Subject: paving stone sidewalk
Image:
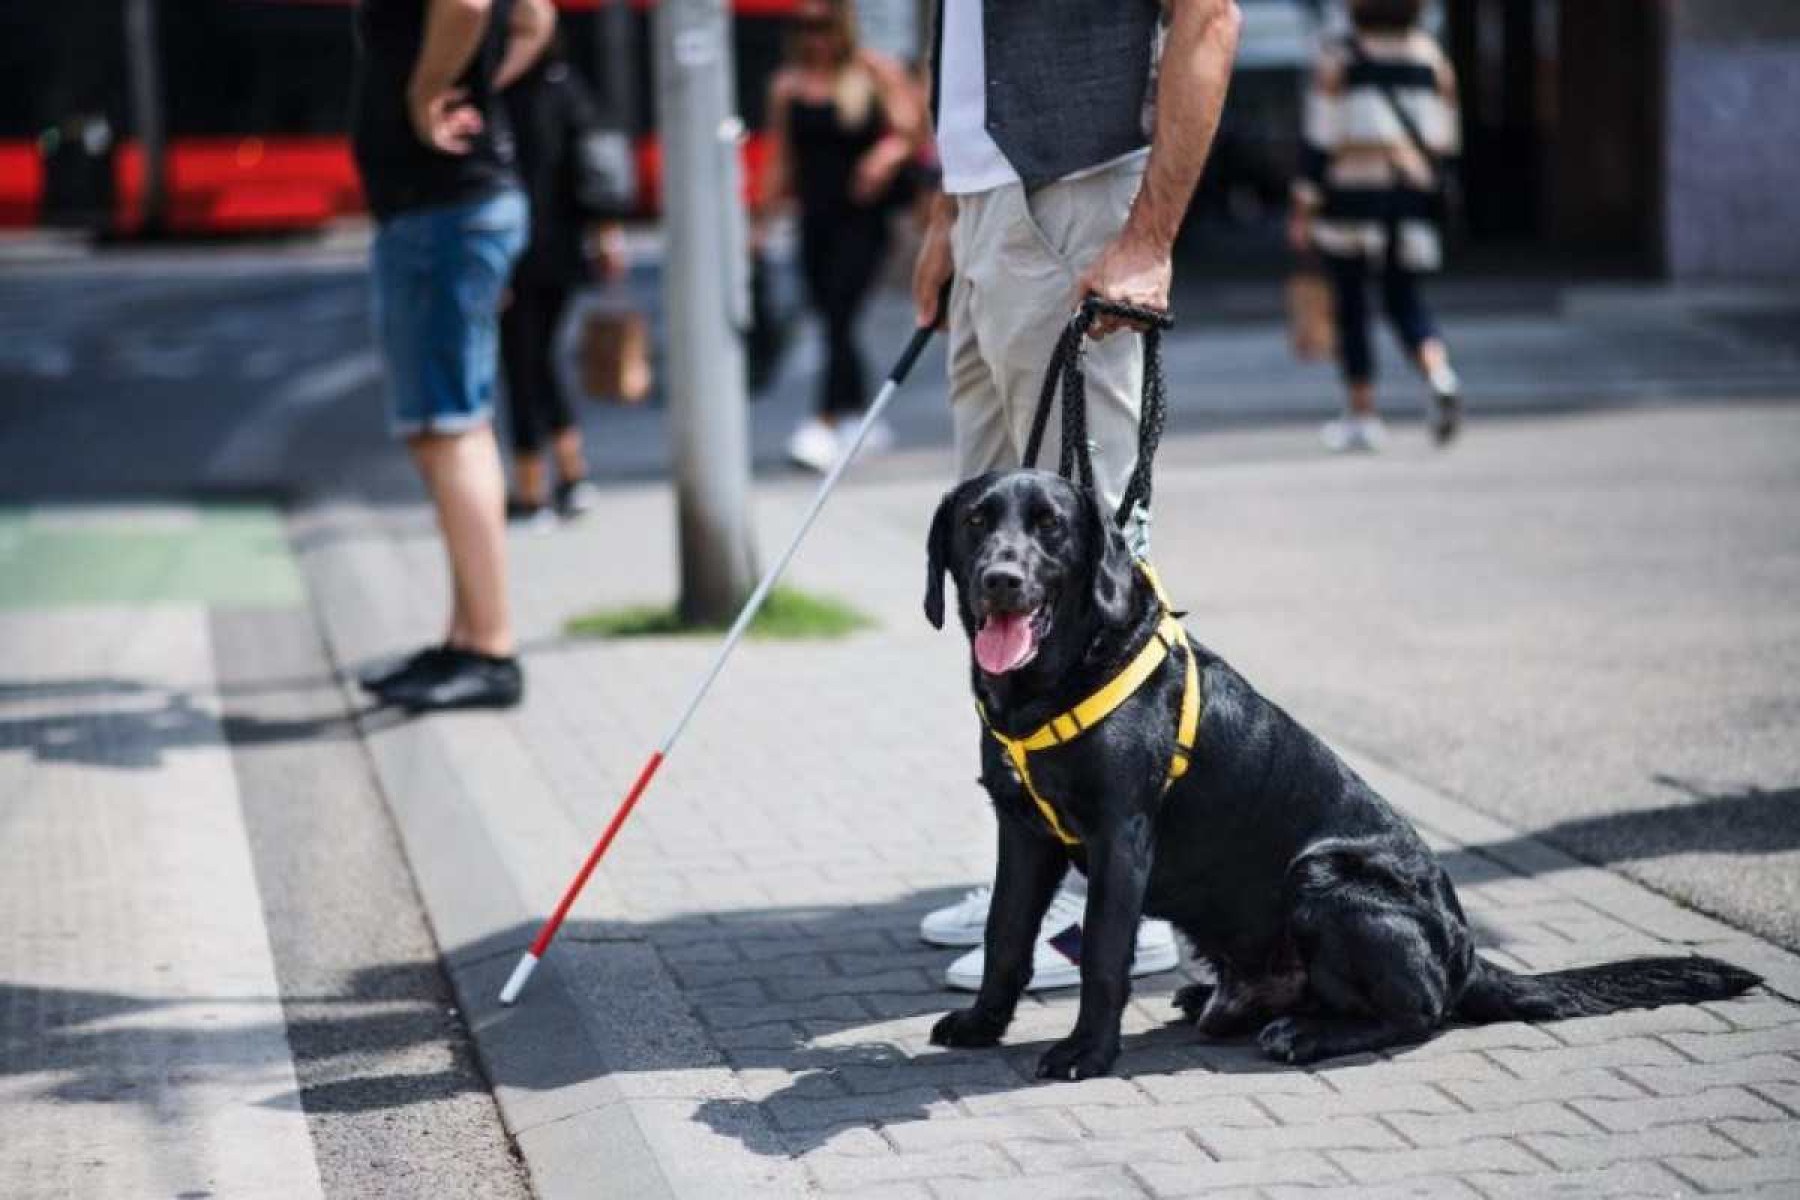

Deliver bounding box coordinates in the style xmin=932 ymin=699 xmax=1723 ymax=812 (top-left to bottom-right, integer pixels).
xmin=304 ymin=409 xmax=1800 ymax=1199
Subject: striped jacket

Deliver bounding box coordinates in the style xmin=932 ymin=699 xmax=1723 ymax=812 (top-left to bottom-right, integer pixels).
xmin=1293 ymin=29 xmax=1461 ymax=272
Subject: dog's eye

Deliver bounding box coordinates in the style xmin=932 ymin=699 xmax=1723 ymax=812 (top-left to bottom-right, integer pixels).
xmin=1035 ymin=513 xmax=1061 ymax=534
xmin=966 ymin=511 xmax=986 ymax=529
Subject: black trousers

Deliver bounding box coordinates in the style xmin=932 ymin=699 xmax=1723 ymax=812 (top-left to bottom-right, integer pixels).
xmin=1324 ymin=252 xmax=1439 ymax=386
xmin=800 ymin=206 xmax=889 ymax=418
xmin=500 ymin=278 xmax=574 ymax=456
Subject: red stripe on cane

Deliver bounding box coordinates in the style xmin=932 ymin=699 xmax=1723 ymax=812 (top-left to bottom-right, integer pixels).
xmin=526 ymin=750 xmax=666 ymax=958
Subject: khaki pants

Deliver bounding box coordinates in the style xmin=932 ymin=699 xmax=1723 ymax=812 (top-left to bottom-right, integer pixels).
xmin=948 ymin=155 xmax=1148 ymax=541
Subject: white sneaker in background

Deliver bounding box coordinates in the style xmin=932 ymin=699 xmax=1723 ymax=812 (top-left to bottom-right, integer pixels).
xmin=942 ymin=886 xmax=1182 ymax=992
xmin=920 ymin=885 xmax=991 ymax=948
xmin=785 ymin=416 xmax=840 ymax=473
xmin=1320 ymin=413 xmax=1388 ymax=454
xmin=842 ymin=414 xmax=895 ymax=456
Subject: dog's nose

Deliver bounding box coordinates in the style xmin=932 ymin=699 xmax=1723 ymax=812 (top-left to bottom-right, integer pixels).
xmin=980 ymin=564 xmax=1026 ymax=608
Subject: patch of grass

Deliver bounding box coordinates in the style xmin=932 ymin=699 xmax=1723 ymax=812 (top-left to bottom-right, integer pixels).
xmin=566 ymin=586 xmax=874 ymax=641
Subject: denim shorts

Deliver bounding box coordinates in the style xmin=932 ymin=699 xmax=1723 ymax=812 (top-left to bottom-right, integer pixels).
xmin=370 ymin=189 xmax=528 ymax=438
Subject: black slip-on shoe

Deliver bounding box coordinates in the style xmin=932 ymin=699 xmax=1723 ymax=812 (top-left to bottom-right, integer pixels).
xmin=387 ymin=648 xmax=523 ymax=712
xmin=359 ymin=643 xmax=453 ymax=697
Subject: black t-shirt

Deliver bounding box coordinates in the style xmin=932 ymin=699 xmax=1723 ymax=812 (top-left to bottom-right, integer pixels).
xmin=351 ymin=0 xmax=518 ymax=220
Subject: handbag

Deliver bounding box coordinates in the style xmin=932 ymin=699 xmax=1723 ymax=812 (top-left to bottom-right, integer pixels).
xmin=578 ymin=303 xmax=652 ymax=405
xmin=1286 ymin=261 xmax=1336 ymax=361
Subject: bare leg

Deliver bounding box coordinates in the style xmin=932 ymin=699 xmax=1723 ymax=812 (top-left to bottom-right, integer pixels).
xmin=409 ymin=427 xmax=515 ymax=658
xmin=1346 ymin=379 xmax=1377 ymax=417
xmin=513 ymin=452 xmax=549 ymax=507
xmin=550 ymin=427 xmax=586 ymax=485
xmin=1416 ymin=337 xmax=1450 ymax=380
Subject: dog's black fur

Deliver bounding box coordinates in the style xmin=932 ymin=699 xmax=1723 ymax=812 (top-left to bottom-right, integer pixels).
xmin=924 ymin=470 xmax=1759 ymax=1080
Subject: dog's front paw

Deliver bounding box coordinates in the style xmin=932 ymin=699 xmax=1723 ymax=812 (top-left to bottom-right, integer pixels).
xmin=1035 ymin=1033 xmax=1119 ymax=1081
xmin=1256 ymin=1016 xmax=1323 ymax=1065
xmin=930 ymin=1007 xmax=1008 ymax=1049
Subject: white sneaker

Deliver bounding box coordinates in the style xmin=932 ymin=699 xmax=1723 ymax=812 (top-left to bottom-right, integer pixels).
xmin=1320 ymin=414 xmax=1388 ymax=454
xmin=785 ymin=416 xmax=840 ymax=473
xmin=920 ymin=885 xmax=991 ymax=948
xmin=841 ymin=414 xmax=894 ymax=457
xmin=943 ymin=886 xmax=1181 ymax=992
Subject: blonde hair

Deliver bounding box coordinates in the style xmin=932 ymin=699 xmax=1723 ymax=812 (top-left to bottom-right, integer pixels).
xmin=788 ymin=0 xmax=874 ymax=127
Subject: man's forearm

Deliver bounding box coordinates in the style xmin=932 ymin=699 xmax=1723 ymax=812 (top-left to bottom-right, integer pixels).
xmin=495 ymin=0 xmax=556 ymax=90
xmin=1126 ymin=0 xmax=1241 ymax=249
xmin=410 ymin=0 xmax=493 ymax=110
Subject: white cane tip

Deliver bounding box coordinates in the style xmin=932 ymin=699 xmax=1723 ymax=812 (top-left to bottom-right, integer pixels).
xmin=499 ymin=953 xmax=540 ymax=1006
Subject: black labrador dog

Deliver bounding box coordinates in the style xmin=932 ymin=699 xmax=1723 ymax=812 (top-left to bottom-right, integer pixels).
xmin=924 ymin=469 xmax=1758 ymax=1080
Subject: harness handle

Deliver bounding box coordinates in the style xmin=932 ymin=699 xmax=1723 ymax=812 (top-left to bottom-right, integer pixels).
xmin=1022 ymin=295 xmax=1174 ymax=529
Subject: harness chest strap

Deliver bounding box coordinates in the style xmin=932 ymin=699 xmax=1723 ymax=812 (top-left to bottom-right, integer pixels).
xmin=980 ymin=610 xmax=1202 ymax=847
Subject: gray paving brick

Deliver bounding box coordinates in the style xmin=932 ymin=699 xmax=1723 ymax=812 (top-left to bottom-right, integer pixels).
xmin=1716 ymin=1118 xmax=1800 ymax=1157
xmin=1265 ymin=1181 xmax=1485 ymax=1200
xmin=1489 ymin=1036 xmax=1691 ymax=1078
xmin=1522 ymin=1124 xmax=1746 ymax=1170
xmin=768 ymin=969 xmax=933 ymax=1001
xmin=809 ymin=1185 xmax=932 ymax=1200
xmin=1442 ymin=1067 xmax=1644 ymax=1108
xmin=1133 ymin=1068 xmax=1331 ymax=1102
xmin=998 ymin=1130 xmax=1213 ymax=1172
xmin=1380 ymin=1022 xmax=1560 ymax=1058
xmin=805 ymin=1143 xmax=1012 ymax=1191
xmin=1262 ymin=1083 xmax=1461 ymax=1121
xmin=885 ymin=1112 xmax=1080 ymax=1152
xmin=928 ymin=1166 xmax=1147 ymax=1200
xmin=1388 ymin=1099 xmax=1598 ymax=1147
xmin=766 ymin=1086 xmax=950 ymax=1130
xmin=672 ymin=953 xmax=833 ymax=988
xmin=1541 ymin=1003 xmax=1734 ymax=1045
xmin=837 ymin=1056 xmax=1029 ymax=1096
xmin=1070 ymin=1097 xmax=1273 ymax=1138
xmin=1333 ymin=1138 xmax=1542 ymax=1184
xmin=1317 ymin=1050 xmax=1515 ymax=1089
xmin=1704 ymin=996 xmax=1800 ymax=1031
xmin=1620 ymin=1054 xmax=1800 ymax=1096
xmin=1666 ymin=1027 xmax=1800 ymax=1064
xmin=1131 ymin=1150 xmax=1346 ymax=1196
xmin=1571 ymin=1085 xmax=1787 ymax=1132
xmin=959 ymin=1077 xmax=1151 ymax=1117
xmin=1666 ymin=1153 xmax=1800 ymax=1191
xmin=697 ymin=994 xmax=869 ymax=1030
xmin=1200 ymin=1117 xmax=1407 ymax=1160
xmin=1752 ymin=1078 xmax=1800 ymax=1114
xmin=1469 ymin=1160 xmax=1694 ymax=1198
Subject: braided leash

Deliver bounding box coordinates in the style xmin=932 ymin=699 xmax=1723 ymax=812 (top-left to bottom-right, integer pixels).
xmin=1022 ymin=296 xmax=1175 ymax=528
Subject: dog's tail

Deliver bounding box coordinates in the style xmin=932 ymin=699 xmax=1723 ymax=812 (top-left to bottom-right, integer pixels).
xmin=1456 ymin=954 xmax=1759 ymax=1024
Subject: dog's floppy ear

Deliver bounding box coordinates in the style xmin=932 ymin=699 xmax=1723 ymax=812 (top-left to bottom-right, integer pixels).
xmin=924 ymin=486 xmax=958 ymax=630
xmin=1084 ymin=488 xmax=1138 ymax=627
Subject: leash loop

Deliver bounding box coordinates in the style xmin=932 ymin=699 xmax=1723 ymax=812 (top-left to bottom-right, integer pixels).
xmin=1021 ymin=295 xmax=1174 ymax=529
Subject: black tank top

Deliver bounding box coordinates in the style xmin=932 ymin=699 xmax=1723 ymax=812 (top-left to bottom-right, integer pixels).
xmin=787 ymin=87 xmax=885 ymax=217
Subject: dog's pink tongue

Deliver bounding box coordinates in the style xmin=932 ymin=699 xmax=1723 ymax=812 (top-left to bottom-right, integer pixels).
xmin=975 ymin=612 xmax=1037 ymax=675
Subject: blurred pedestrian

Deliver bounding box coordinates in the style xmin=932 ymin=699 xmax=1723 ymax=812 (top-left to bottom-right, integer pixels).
xmin=352 ymin=0 xmax=555 ymax=710
xmin=910 ymin=0 xmax=1241 ymax=995
xmin=759 ymin=0 xmax=924 ymax=473
xmin=499 ymin=40 xmax=626 ymax=530
xmin=1289 ymin=0 xmax=1463 ymax=453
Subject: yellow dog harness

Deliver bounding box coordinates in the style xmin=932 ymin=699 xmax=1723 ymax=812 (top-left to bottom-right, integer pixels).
xmin=977 ymin=567 xmax=1202 ymax=847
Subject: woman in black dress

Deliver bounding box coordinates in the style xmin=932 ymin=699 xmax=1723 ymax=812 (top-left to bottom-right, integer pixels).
xmin=500 ymin=44 xmax=625 ymax=525
xmin=759 ymin=0 xmax=923 ymax=472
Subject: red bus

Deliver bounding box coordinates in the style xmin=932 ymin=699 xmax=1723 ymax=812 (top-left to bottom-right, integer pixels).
xmin=0 ymin=0 xmax=798 ymax=236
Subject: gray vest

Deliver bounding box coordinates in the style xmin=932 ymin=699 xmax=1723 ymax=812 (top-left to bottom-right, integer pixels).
xmin=930 ymin=0 xmax=1162 ymax=189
